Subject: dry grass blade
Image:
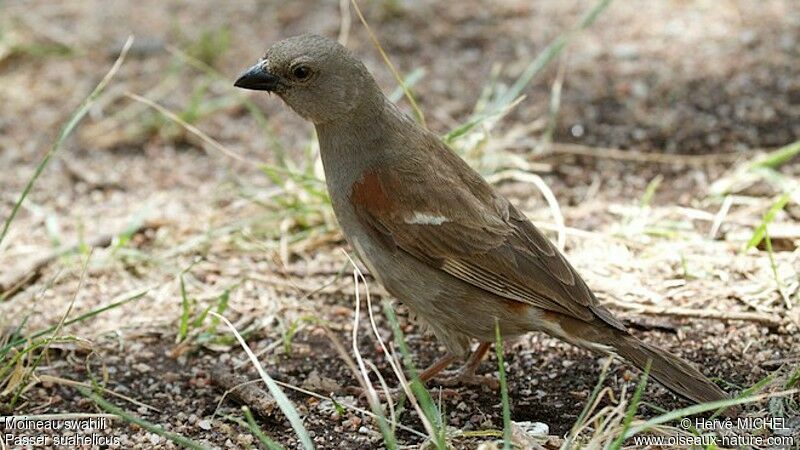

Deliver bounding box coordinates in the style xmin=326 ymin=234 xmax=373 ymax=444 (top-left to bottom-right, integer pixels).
xmin=347 ymin=264 xmax=397 ymax=449
xmin=347 ymin=270 xmax=380 ymax=404
xmin=164 ymin=43 xmax=287 ymax=158
xmin=609 ymin=362 xmax=649 ymax=450
xmin=8 ymin=251 xmax=92 ymax=406
xmin=381 ymin=300 xmax=447 ymax=448
xmin=561 ymin=359 xmax=613 ymax=449
xmin=211 ymin=311 xmax=314 ymax=450
xmin=709 ymin=195 xmax=733 ymax=239
xmin=126 ymin=92 xmax=324 ymax=189
xmin=364 ymin=359 xmax=396 ymax=431
xmin=270 ymin=378 xmax=428 ymax=439
xmin=540 ymin=54 xmax=568 ymax=150
xmin=350 ymin=0 xmax=426 ymax=127
xmin=316 ymin=325 xmax=364 ymax=390
xmin=337 ymin=0 xmax=351 ymax=45
xmin=50 ymin=252 xmax=92 ymax=337
xmin=602 ymin=298 xmax=781 ymax=326
xmin=0 ymin=285 xmax=150 ymax=355
xmin=340 ymin=250 xmax=433 ymax=427
xmin=125 ymin=93 xmax=257 ymax=165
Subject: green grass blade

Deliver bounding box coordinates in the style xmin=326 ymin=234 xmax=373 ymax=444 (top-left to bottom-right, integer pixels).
xmin=746 ymin=192 xmax=792 ymax=250
xmin=76 ymin=386 xmax=211 ymax=450
xmin=749 ymin=140 xmax=800 ymax=170
xmin=0 ymin=315 xmax=29 ymax=359
xmin=640 ymin=175 xmax=663 ymax=208
xmin=0 ymin=36 xmax=133 ymax=247
xmin=381 ymin=300 xmax=446 ymax=449
xmin=502 ymin=0 xmax=613 ymax=105
xmin=762 ymin=227 xmax=789 ymax=307
xmin=388 ymin=68 xmax=426 ymax=103
xmin=445 ymin=0 xmax=613 ymax=142
xmin=609 ymin=361 xmax=650 ymax=450
xmin=243 ymin=406 xmax=286 ymax=450
xmin=212 ymin=311 xmax=315 ymax=450
xmin=9 ymin=252 xmax=92 ymax=407
xmin=206 ymin=288 xmax=230 ymax=332
xmin=191 ymin=304 xmax=214 ymax=329
xmin=178 ymin=275 xmax=191 ymax=342
xmin=0 ymin=287 xmax=149 ymax=356
xmin=786 ymin=366 xmax=800 ymax=389
xmin=710 ymin=369 xmax=775 ymax=419
xmin=494 ymin=319 xmax=512 ymax=450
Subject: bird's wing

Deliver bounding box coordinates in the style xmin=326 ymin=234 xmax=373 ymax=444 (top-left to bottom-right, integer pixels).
xmin=349 ymin=150 xmax=624 ymax=330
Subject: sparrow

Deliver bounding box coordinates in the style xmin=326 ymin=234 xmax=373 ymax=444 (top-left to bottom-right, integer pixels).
xmin=234 ymin=34 xmax=731 ymax=406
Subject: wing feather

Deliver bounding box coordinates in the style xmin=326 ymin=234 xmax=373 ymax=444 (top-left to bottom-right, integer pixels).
xmin=350 ymin=154 xmax=624 ymax=331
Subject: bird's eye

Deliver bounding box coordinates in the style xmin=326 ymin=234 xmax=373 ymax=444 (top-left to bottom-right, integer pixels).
xmin=292 ymin=66 xmax=311 ymax=80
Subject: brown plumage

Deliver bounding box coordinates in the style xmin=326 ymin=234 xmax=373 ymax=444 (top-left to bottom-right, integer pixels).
xmin=235 ymin=34 xmax=733 ymax=408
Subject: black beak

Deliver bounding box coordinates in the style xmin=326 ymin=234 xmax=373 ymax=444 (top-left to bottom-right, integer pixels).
xmin=234 ymin=63 xmax=281 ymax=91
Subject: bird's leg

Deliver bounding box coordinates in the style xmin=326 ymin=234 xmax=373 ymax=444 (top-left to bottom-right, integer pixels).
xmin=431 ymin=342 xmax=499 ymax=389
xmin=418 ymin=353 xmax=457 ymax=383
xmin=461 ymin=342 xmax=492 ymax=377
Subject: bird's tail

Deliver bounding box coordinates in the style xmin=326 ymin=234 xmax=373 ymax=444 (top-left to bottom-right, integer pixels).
xmin=545 ymin=311 xmax=733 ymax=410
xmin=608 ymin=332 xmax=731 ymax=407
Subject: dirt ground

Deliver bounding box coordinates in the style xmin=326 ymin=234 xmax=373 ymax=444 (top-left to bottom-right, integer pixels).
xmin=1 ymin=0 xmax=799 ymax=448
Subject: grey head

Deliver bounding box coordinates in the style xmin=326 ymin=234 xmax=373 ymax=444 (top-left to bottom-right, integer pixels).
xmin=234 ymin=34 xmax=382 ymax=125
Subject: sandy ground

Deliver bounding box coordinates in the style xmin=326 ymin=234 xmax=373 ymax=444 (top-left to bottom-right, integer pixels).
xmin=1 ymin=0 xmax=799 ymax=448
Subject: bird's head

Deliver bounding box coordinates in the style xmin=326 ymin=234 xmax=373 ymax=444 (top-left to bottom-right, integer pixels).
xmin=234 ymin=34 xmax=379 ymax=125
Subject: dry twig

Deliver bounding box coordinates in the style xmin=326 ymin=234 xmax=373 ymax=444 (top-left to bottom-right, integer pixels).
xmin=603 ymin=298 xmax=782 ymax=326
xmin=210 ymin=364 xmax=277 ymax=418
xmin=544 ymin=142 xmax=743 ymax=165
